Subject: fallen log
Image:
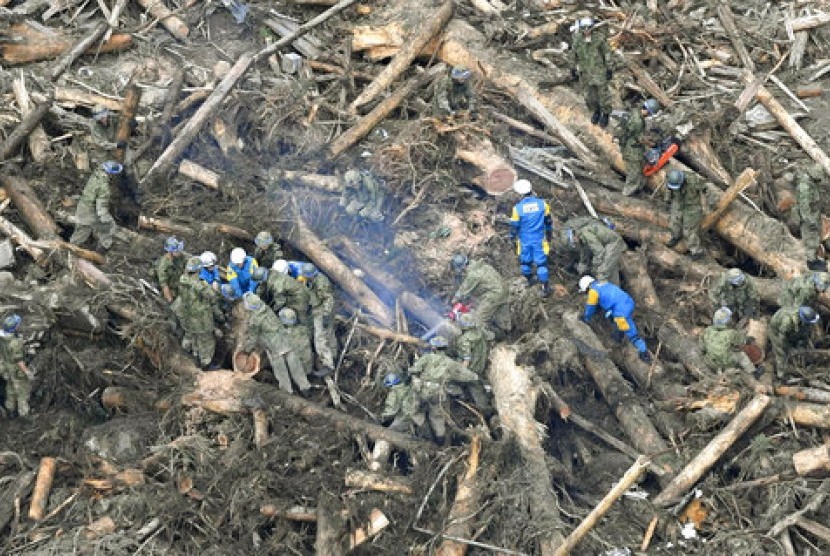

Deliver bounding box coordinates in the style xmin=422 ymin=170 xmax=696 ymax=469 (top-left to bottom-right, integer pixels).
xmin=113 ymin=82 xmax=142 ymax=164
xmin=435 ymin=435 xmax=482 ymax=556
xmin=11 ymin=74 xmax=49 ymax=162
xmin=653 ymin=394 xmax=771 ymax=507
xmin=137 ymin=215 xmax=253 ymax=241
xmin=260 ymin=504 xmax=318 ymax=522
xmin=700 ymin=168 xmax=757 ymax=231
xmin=284 ymin=207 xmax=394 ymax=326
xmin=488 ymin=345 xmax=565 ymax=552
xmin=0 ymin=174 xmax=61 ymax=239
xmin=28 ymin=457 xmax=57 ymax=521
xmin=716 ymin=2 xmax=755 ymax=72
xmin=178 ymin=160 xmax=221 ymax=190
xmin=349 ymin=0 xmax=453 ymax=113
xmin=330 ymin=64 xmax=445 ymax=158
xmin=792 ymin=443 xmax=830 ymax=478
xmin=135 ymin=0 xmax=189 ymax=40
xmin=0 ymin=93 xmax=53 ymax=162
xmin=348 ymin=508 xmax=390 ymax=550
xmin=453 ymin=129 xmax=518 ymax=195
xmin=0 ymin=23 xmax=132 ymax=66
xmin=562 ymin=312 xmax=675 ymax=477
xmin=268 ymin=169 xmax=342 ymax=192
xmin=554 ymin=455 xmax=650 ymax=556
xmin=0 ymin=213 xmax=46 ymax=264
xmin=352 ymin=321 xmax=425 ymax=346
xmin=344 ymin=468 xmax=412 ymax=494
xmin=315 ymin=492 xmax=345 ymax=556
xmin=795 ymin=517 xmax=830 ymax=545
xmin=768 ymin=385 xmax=830 ymax=405
xmin=54 ymin=88 xmax=123 ymax=112
xmin=253 ymin=409 xmax=269 ymax=447
xmin=784 ymin=402 xmax=830 ymax=429
xmin=767 ymin=480 xmax=830 ymax=537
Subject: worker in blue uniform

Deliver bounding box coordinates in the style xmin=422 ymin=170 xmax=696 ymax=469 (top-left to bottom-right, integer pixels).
xmin=509 ymin=179 xmax=553 ymax=296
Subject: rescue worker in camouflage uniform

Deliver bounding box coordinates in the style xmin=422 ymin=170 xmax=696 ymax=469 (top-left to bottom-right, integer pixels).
xmin=571 ymin=17 xmax=612 ymax=128
xmin=266 ymin=260 xmax=311 ymax=326
xmin=709 ymin=268 xmax=760 ymax=322
xmin=155 ymin=236 xmax=186 ymax=303
xmin=70 ymin=160 xmax=122 ymax=251
xmin=579 ymin=275 xmax=652 ymax=362
xmin=379 ymin=372 xmax=419 ymax=434
xmin=453 ymin=312 xmax=493 ymax=410
xmin=174 ymin=257 xmax=224 ymax=368
xmin=253 ymin=231 xmax=284 ymax=271
xmin=615 ymin=98 xmax=661 ymax=196
xmin=778 ymin=272 xmax=830 ymax=309
xmin=700 ymin=307 xmax=757 ymax=375
xmin=510 ymin=179 xmax=554 ymax=296
xmin=796 ymin=161 xmax=824 ymax=264
xmin=665 ymin=169 xmax=705 ymax=258
xmin=451 ymin=254 xmax=512 ymax=337
xmin=561 ymin=216 xmax=626 ymax=284
xmin=1 ymin=315 xmax=33 ymax=417
xmin=408 ymin=336 xmax=482 ymax=444
xmin=339 ymin=169 xmax=385 ymax=223
xmin=271 ymin=308 xmax=313 ymax=395
xmin=769 ymin=305 xmax=820 ymax=378
xmin=301 ymin=263 xmax=338 ymax=375
xmin=433 ymin=66 xmax=477 ymax=117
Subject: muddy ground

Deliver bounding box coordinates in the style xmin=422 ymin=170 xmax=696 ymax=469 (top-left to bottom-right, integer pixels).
xmin=2 ymin=0 xmax=830 ymax=554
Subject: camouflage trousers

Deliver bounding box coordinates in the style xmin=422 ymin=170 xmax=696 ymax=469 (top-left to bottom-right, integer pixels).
xmin=593 ymin=241 xmax=625 ymax=284
xmin=70 ymin=221 xmax=115 ymax=250
xmin=475 ymin=295 xmax=512 ymax=338
xmin=411 ymin=400 xmax=446 ymax=441
xmin=312 ymin=314 xmax=338 ymax=370
xmin=798 ymin=210 xmax=821 ymax=255
xmin=579 ymin=77 xmax=612 ymax=116
xmin=621 ymin=142 xmax=645 ymax=196
xmin=267 ymin=350 xmax=311 ymax=394
xmin=670 ymin=210 xmax=703 ymax=256
xmin=705 ymin=352 xmax=755 ymax=374
xmin=1 ymin=364 xmax=30 ymax=416
xmin=181 ymin=330 xmax=215 ymax=368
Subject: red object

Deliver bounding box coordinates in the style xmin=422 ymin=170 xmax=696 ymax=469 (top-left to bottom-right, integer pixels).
xmin=448 ymin=302 xmax=470 ymax=321
xmin=643 ymin=142 xmax=679 ymax=176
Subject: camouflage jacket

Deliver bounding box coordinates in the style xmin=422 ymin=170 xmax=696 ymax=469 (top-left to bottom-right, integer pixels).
xmin=409 ymin=353 xmax=479 ymax=401
xmin=778 ymin=275 xmax=817 ymax=308
xmin=0 ymin=334 xmax=25 ymax=368
xmin=273 ymin=323 xmax=313 ymax=363
xmin=253 ymin=243 xmax=284 ymax=271
xmin=340 ymin=171 xmax=385 ymax=210
xmin=708 ymin=274 xmax=760 ymax=318
xmin=382 ymin=383 xmax=421 ymax=419
xmin=156 ymin=254 xmax=186 ymax=294
xmin=454 ymin=326 xmax=492 ymax=376
xmin=306 ymin=274 xmax=335 ymax=317
xmin=700 ymin=324 xmax=745 ymax=369
xmin=577 ymin=220 xmax=624 ymax=262
xmin=266 ymin=272 xmax=310 ymax=315
xmin=241 ymin=304 xmax=283 ymax=352
xmin=571 ymin=29 xmax=610 ymax=84
xmin=614 ymin=109 xmax=645 ymax=148
xmin=769 ymin=306 xmax=811 ymax=344
xmin=668 ymin=172 xmax=705 ymax=222
xmin=175 ymin=274 xmax=220 ymax=332
xmin=75 ymin=168 xmax=112 ymax=224
xmin=433 ymin=76 xmax=476 ymax=114
xmin=453 ymin=260 xmax=508 ymax=305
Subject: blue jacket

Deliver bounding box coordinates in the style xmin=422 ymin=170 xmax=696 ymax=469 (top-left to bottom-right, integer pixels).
xmin=510 ymin=195 xmax=552 ymax=243
xmin=227 ymin=256 xmax=259 ymax=297
xmin=286 ymin=261 xmax=306 ymax=279
xmin=199 ymin=266 xmax=221 ymax=287
xmin=584 ymin=281 xmax=635 ymax=320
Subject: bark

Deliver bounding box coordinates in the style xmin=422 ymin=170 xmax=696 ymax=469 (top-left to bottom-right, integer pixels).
xmin=54 ymin=88 xmax=123 ymax=112
xmin=28 ymin=457 xmax=57 ymax=521
xmin=0 ymin=24 xmax=132 ymax=66
xmin=0 ymin=214 xmax=46 ymax=264
xmin=792 ymin=443 xmax=830 ymax=478
xmin=553 ymin=456 xmax=650 ymax=556
xmin=562 ymin=312 xmax=675 ymax=477
xmin=330 ymin=64 xmax=445 ymax=157
xmin=315 ymin=492 xmax=345 ymax=556
xmin=717 ymin=2 xmax=755 ymax=72
xmin=348 ymin=508 xmax=390 ymax=549
xmin=1 ymin=174 xmax=61 ymax=239
xmin=653 ymin=394 xmax=771 ymax=507
xmin=11 ymin=75 xmax=49 ymax=162
xmin=453 ymin=129 xmax=518 ymax=195
xmin=0 ymin=93 xmax=54 ymax=162
xmin=269 ymin=169 xmax=342 ymax=192
xmin=210 ymin=117 xmax=241 ymax=156
xmin=253 ymin=409 xmax=269 ymax=447
xmin=134 ymin=0 xmax=189 ymax=40
xmin=284 ymin=208 xmax=394 ymax=326
xmin=488 ymin=345 xmax=565 ymax=552
xmin=435 ymin=435 xmax=482 ymax=556
xmin=349 ymin=0 xmax=453 ymax=112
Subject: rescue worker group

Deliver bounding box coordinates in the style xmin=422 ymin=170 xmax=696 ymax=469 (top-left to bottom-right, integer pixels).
xmin=2 ymin=18 xmax=827 ymax=451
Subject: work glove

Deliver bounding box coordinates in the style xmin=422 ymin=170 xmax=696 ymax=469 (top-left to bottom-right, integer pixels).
xmin=606 ymin=68 xmax=613 ymax=80
xmin=638 ymin=350 xmax=652 ymax=363
xmin=665 ymin=233 xmax=681 ymax=248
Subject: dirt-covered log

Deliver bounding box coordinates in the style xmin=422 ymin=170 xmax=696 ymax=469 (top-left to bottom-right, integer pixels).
xmin=454 ymin=129 xmax=517 ymax=195
xmin=1 ymin=174 xmax=61 ymax=239
xmin=134 ymin=0 xmax=189 ymax=40
xmin=562 ymin=312 xmax=674 ymax=477
xmin=11 ymin=75 xmax=49 ymax=162
xmin=0 ymin=94 xmax=53 ymax=162
xmin=344 ymin=468 xmax=413 ymax=494
xmin=653 ymin=394 xmax=771 ymax=507
xmin=700 ymin=168 xmax=757 ymax=230
xmin=28 ymin=457 xmax=57 ymax=521
xmin=785 ymin=402 xmax=830 ymax=429
xmin=113 ymin=82 xmax=141 ymax=164
xmin=0 ymin=24 xmax=132 ymax=66
xmin=488 ymin=345 xmax=564 ymax=552
xmin=792 ymin=444 xmax=830 ymax=478
xmin=436 ymin=436 xmax=482 ymax=556
xmin=178 ymin=160 xmax=221 ymax=190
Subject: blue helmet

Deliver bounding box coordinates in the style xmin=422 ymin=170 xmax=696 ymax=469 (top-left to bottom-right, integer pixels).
xmin=220 ymin=283 xmax=237 ymax=300
xmin=642 ymin=98 xmax=660 ymax=116
xmin=164 ymin=236 xmax=184 ymax=253
xmin=2 ymin=314 xmax=21 ymax=334
xmin=712 ymin=307 xmax=732 ymax=327
xmin=301 ymin=263 xmax=318 ymax=278
xmin=243 ymin=292 xmax=264 ymax=310
xmin=450 ymin=66 xmax=471 ymax=81
xmin=666 ymin=170 xmax=685 ymax=190
xmin=254 ymin=231 xmax=273 ymax=248
xmin=383 ymin=373 xmax=402 ymax=387
xmin=726 ymin=268 xmax=746 ymax=287
xmin=102 ymin=160 xmax=123 ymax=175
xmin=602 ymin=217 xmax=616 ymax=230
xmin=799 ymin=306 xmax=819 ymax=325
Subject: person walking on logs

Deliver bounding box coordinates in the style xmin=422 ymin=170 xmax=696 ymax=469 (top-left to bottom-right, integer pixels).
xmin=795 ymin=161 xmax=826 ymax=268
xmin=450 ymin=254 xmax=512 ymax=338
xmin=571 ymin=16 xmax=613 ymax=128
xmin=665 ymin=168 xmax=705 ymax=259
xmin=175 ymin=257 xmax=224 ymax=369
xmin=70 ymin=160 xmax=122 ymax=251
xmin=561 ymin=216 xmax=626 ymax=284
xmin=614 ymin=98 xmax=661 ymax=196
xmin=709 ymin=268 xmax=760 ymax=323
xmin=769 ymin=305 xmax=820 ymax=379
xmin=0 ymin=314 xmax=33 ymax=418
xmin=509 ymin=179 xmax=554 ymax=297
xmin=700 ymin=307 xmax=758 ymax=376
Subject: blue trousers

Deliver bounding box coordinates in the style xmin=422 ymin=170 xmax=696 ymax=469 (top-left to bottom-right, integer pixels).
xmin=517 ymin=239 xmax=549 ymax=284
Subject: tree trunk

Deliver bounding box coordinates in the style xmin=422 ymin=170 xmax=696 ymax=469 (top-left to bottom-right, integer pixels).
xmin=436 ymin=436 xmax=483 ymax=556
xmin=488 ymin=345 xmax=564 ymax=552
xmin=11 ymin=75 xmax=49 ymax=162
xmin=792 ymin=443 xmax=830 ymax=478
xmin=0 ymin=24 xmax=132 ymax=65
xmin=454 ymin=129 xmax=518 ymax=195
xmin=134 ymin=0 xmax=189 ymax=40
xmin=0 ymin=94 xmax=54 ymax=162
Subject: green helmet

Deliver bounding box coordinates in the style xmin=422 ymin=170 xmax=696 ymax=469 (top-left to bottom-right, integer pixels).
xmin=254 ymin=231 xmax=273 ymax=248
xmin=726 ymin=268 xmax=746 ymax=287
xmin=643 ymin=98 xmax=660 ymax=116
xmin=712 ymin=306 xmax=732 ymax=327
xmin=278 ymin=307 xmax=297 ymax=325
xmin=451 ymin=66 xmax=471 ymax=81
xmin=812 ymin=272 xmax=830 ymax=292
xmin=251 ymin=266 xmax=268 ymax=281
xmin=666 ymin=170 xmax=685 ymax=190
xmin=301 ymin=263 xmax=318 ymax=278
xmin=344 ymin=170 xmax=361 ymax=186
xmin=457 ymin=312 xmax=476 ymax=328
xmin=243 ymin=292 xmax=264 ymax=311
xmin=185 ymin=256 xmax=202 ymax=273
xmin=799 ymin=306 xmax=819 ymax=324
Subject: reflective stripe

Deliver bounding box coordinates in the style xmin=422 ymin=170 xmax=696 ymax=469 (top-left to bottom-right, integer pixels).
xmin=586 ymin=289 xmax=600 ymax=306
xmin=614 ymin=316 xmax=630 ymax=331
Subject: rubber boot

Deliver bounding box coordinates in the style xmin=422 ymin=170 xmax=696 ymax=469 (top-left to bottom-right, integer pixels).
xmin=540 ymin=282 xmax=550 ymax=297
xmin=598 ymin=112 xmax=609 ymax=128
xmin=591 ymin=109 xmax=601 ymax=125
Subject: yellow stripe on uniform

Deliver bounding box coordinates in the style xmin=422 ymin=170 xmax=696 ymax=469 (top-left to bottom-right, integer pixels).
xmin=586 ymin=289 xmax=599 ymax=306
xmin=614 ymin=316 xmax=630 ymax=331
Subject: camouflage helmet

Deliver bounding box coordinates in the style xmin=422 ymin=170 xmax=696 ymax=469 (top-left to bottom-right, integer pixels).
xmin=798 ymin=306 xmax=820 ymax=325
xmin=666 ymin=170 xmax=685 ymax=190
xmin=726 ymin=268 xmax=746 ymax=287
xmin=254 ymin=231 xmax=273 ymax=248
xmin=2 ymin=314 xmax=21 ymax=334
xmin=278 ymin=307 xmax=297 ymax=325
xmin=812 ymin=272 xmax=830 ymax=292
xmin=643 ymin=98 xmax=660 ymax=116
xmin=807 ymin=163 xmax=824 ymax=181
xmin=429 ymin=336 xmax=448 ymax=349
xmin=451 ymin=253 xmax=469 ymax=271
xmin=457 ymin=312 xmax=476 ymax=328
xmin=164 ymin=236 xmax=184 ymax=253
xmin=383 ymin=372 xmax=402 ymax=387
xmin=344 ymin=169 xmax=361 ymax=186
xmin=451 ymin=66 xmax=472 ymax=81
xmin=251 ymin=266 xmax=268 ymax=282
xmin=185 ymin=256 xmax=202 ymax=273
xmin=712 ymin=306 xmax=732 ymax=327
xmin=220 ymin=283 xmax=237 ymax=300
xmin=243 ymin=292 xmax=264 ymax=311
xmin=301 ymin=263 xmax=318 ymax=278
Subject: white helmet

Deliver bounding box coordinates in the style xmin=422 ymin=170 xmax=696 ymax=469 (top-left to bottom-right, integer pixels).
xmin=272 ymin=259 xmax=289 ymax=274
xmin=578 ymin=275 xmax=596 ymax=292
xmin=230 ymin=247 xmax=246 ymax=266
xmin=200 ymin=251 xmax=217 ymax=267
xmin=513 ymin=179 xmax=532 ymax=195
